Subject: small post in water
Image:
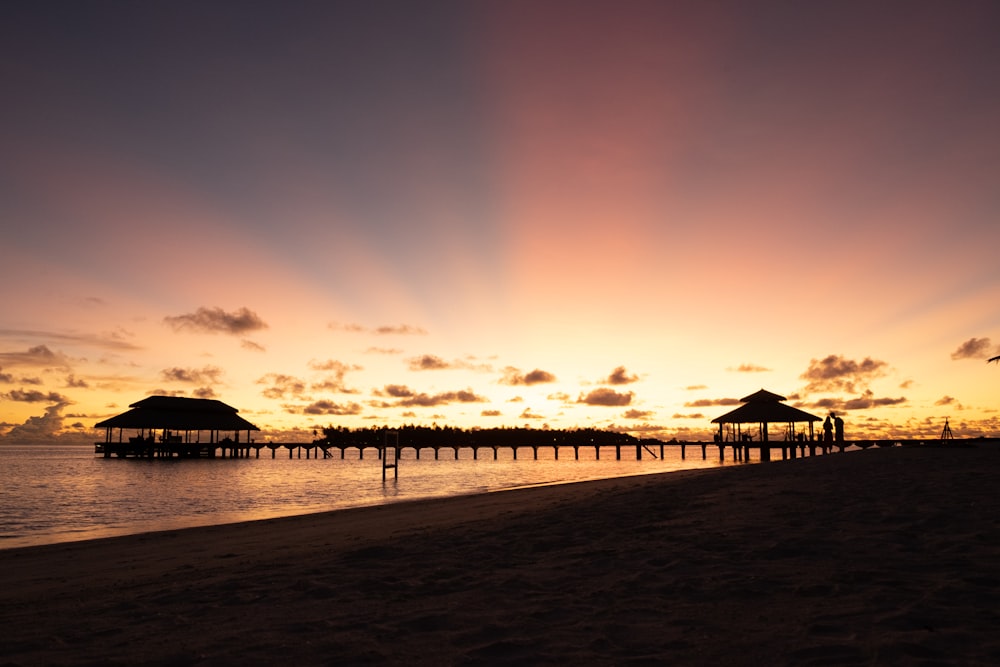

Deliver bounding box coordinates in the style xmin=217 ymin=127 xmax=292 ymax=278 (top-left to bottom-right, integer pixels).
xmin=382 ymin=430 xmax=399 ymax=481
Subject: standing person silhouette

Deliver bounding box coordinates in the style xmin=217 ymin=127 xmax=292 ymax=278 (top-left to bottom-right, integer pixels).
xmin=834 ymin=413 xmax=845 ymax=443
xmin=823 ymin=414 xmax=833 ymax=452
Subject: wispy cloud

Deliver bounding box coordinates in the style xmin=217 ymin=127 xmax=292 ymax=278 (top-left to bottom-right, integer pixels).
xmin=164 ymin=307 xmax=268 ymax=335
xmin=406 ymin=354 xmax=494 ymax=372
xmin=0 ymin=329 xmax=141 ymax=351
xmin=730 ymin=363 xmax=771 ymax=373
xmin=329 ymin=321 xmax=427 ymax=336
xmin=160 ymin=366 xmax=224 ymax=384
xmin=0 ymin=344 xmax=72 ymax=369
xmin=685 ymin=398 xmax=740 ymax=407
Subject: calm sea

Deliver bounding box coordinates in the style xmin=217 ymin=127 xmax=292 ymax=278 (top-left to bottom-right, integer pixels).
xmin=0 ymin=441 xmax=746 ymax=549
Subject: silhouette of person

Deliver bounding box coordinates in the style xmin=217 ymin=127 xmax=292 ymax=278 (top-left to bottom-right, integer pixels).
xmin=834 ymin=413 xmax=844 ymax=442
xmin=823 ymin=414 xmax=833 ymax=443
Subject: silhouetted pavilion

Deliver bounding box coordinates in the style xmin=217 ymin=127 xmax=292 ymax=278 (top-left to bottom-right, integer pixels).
xmin=95 ymin=396 xmax=259 ymax=457
xmin=711 ymin=389 xmax=821 ymax=461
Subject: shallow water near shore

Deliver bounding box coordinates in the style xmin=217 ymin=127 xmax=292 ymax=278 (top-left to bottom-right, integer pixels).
xmin=1 ymin=441 xmax=745 ymax=549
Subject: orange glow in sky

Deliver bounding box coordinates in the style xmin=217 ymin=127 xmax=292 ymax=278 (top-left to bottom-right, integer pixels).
xmin=1 ymin=1 xmax=998 ymax=443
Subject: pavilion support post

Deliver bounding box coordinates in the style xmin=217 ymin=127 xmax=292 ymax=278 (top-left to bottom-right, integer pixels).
xmin=760 ymin=421 xmax=770 ymax=462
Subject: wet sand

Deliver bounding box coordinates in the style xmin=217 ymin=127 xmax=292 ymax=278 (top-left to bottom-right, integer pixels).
xmin=2 ymin=445 xmax=1000 ymax=666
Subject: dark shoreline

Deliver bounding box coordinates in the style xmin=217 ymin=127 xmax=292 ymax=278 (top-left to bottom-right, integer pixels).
xmin=3 ymin=447 xmax=1000 ymax=665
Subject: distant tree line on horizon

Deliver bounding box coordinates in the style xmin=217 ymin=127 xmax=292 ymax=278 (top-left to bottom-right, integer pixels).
xmin=317 ymin=424 xmax=665 ymax=449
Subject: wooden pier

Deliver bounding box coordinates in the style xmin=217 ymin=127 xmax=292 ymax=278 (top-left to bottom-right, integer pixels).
xmin=95 ymin=437 xmax=996 ymax=461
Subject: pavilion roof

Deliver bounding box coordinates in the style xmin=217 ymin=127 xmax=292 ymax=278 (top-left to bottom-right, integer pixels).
xmin=94 ymin=396 xmax=259 ymax=432
xmin=711 ymin=388 xmax=821 ymax=424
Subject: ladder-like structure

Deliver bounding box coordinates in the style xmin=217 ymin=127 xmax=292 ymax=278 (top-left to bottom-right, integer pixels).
xmin=940 ymin=419 xmax=954 ymax=443
xmin=382 ymin=430 xmax=399 ymax=481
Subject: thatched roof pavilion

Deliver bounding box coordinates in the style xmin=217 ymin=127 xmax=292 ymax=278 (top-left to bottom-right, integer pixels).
xmin=95 ymin=396 xmax=259 ymax=444
xmin=711 ymin=389 xmax=821 ymax=445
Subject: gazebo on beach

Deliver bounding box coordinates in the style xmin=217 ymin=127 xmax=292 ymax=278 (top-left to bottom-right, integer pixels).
xmin=95 ymin=396 xmax=259 ymax=458
xmin=711 ymin=389 xmax=821 ymax=461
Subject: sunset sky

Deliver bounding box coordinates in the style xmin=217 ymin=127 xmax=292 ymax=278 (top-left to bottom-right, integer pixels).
xmin=2 ymin=1 xmax=999 ymax=444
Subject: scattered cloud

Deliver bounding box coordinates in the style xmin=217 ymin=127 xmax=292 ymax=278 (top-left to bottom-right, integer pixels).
xmin=302 ymin=400 xmax=364 ymax=416
xmin=308 ymin=359 xmax=361 ymax=393
xmin=685 ymin=384 xmax=708 ymax=391
xmin=380 ymin=384 xmax=415 ymax=398
xmin=257 ymin=373 xmax=307 ymax=399
xmin=623 ymin=409 xmax=652 ymax=419
xmin=578 ymin=388 xmax=633 ymax=406
xmin=936 ymin=395 xmax=956 ymax=406
xmin=951 ymin=337 xmax=1000 ymax=360
xmin=192 ymin=386 xmax=217 ymax=399
xmin=408 ymin=354 xmax=451 ymax=370
xmin=395 ymin=389 xmax=487 ymax=408
xmin=499 ymin=367 xmax=557 ymax=386
xmin=800 ymin=354 xmax=889 ymax=394
xmin=481 ymin=409 xmax=502 ymax=417
xmin=164 ymin=307 xmax=268 ymax=335
xmin=160 ymin=366 xmax=224 ymax=384
xmin=520 ymin=408 xmax=544 ymax=420
xmin=0 ymin=368 xmax=11 ymax=383
xmin=373 ymin=384 xmax=487 ymax=407
xmin=3 ymin=389 xmax=70 ymax=403
xmin=672 ymin=412 xmax=706 ymax=419
xmin=811 ymin=390 xmax=907 ymax=411
xmin=66 ymin=375 xmax=89 ymax=388
xmin=604 ymin=366 xmax=639 ymax=385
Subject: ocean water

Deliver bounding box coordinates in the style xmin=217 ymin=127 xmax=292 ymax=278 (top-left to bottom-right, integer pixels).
xmin=0 ymin=441 xmax=748 ymax=549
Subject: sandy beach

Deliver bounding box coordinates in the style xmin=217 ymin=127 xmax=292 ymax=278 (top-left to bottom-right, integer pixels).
xmin=2 ymin=445 xmax=1000 ymax=666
